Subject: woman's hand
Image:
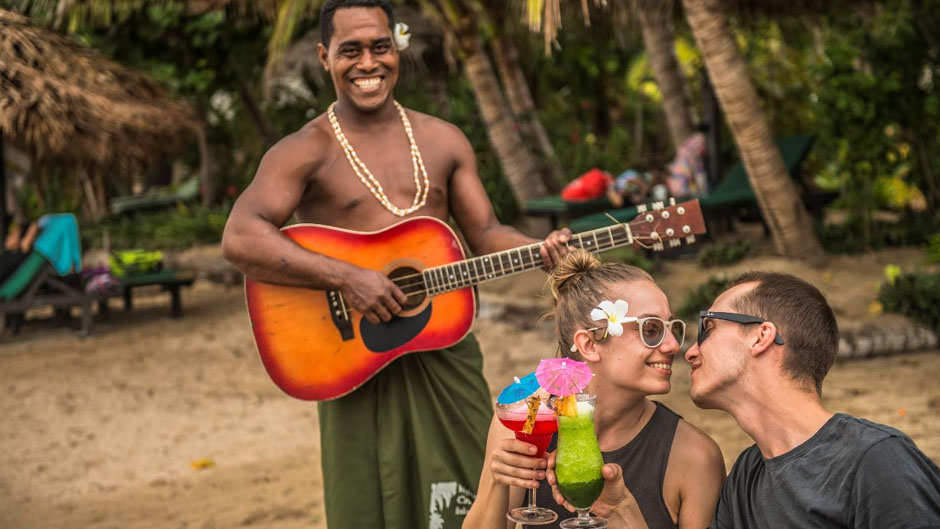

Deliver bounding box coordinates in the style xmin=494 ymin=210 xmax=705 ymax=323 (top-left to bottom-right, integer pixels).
xmin=489 ymin=438 xmax=547 ymax=489
xmin=547 ymin=454 xmax=638 ymax=517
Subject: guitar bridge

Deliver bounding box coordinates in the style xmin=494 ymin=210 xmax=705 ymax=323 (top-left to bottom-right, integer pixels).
xmin=327 ymin=290 xmax=354 ymax=341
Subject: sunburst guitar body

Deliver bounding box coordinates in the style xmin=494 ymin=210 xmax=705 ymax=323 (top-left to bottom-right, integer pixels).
xmin=245 ymin=199 xmax=706 ymax=401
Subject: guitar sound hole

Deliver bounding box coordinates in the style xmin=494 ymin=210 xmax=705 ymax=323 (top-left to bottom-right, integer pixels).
xmin=388 ymin=266 xmax=426 ymax=311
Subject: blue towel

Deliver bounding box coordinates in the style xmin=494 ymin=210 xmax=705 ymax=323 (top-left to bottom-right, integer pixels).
xmin=34 ymin=213 xmax=83 ymax=275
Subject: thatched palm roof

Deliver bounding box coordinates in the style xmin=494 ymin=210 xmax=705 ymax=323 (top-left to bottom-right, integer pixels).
xmin=0 ymin=8 xmax=199 ymax=172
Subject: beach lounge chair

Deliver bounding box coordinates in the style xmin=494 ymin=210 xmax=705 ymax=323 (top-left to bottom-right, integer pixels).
xmin=568 ymin=135 xmax=826 ymax=234
xmin=110 ymin=176 xmax=200 ymax=216
xmin=0 ymin=214 xmax=99 ymax=335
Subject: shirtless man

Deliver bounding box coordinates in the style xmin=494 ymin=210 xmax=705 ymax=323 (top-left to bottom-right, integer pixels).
xmin=221 ymin=1 xmax=570 ymax=528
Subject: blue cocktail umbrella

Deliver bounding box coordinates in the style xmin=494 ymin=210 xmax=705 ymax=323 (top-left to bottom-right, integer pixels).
xmin=497 ymin=371 xmax=540 ymax=404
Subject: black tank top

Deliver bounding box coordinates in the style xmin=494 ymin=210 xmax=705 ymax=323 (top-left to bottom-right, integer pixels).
xmin=528 ymin=401 xmax=680 ymax=529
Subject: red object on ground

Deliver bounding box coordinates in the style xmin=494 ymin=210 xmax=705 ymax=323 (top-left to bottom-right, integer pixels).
xmin=560 ymin=168 xmax=612 ymax=201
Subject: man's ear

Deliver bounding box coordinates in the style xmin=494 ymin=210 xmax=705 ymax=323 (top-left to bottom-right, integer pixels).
xmin=573 ymin=330 xmax=601 ymax=362
xmin=318 ymin=43 xmax=330 ymax=71
xmin=750 ymin=321 xmax=778 ymax=357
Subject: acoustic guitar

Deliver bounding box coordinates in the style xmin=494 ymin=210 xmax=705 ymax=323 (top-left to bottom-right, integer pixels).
xmin=245 ymin=199 xmax=706 ymax=401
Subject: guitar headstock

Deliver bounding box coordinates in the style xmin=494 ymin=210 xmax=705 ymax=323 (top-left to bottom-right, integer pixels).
xmin=627 ymin=199 xmax=706 ymax=251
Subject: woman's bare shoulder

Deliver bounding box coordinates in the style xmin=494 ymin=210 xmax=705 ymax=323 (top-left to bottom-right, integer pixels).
xmin=672 ymin=419 xmax=725 ymax=474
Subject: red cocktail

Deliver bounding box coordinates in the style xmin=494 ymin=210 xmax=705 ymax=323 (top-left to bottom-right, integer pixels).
xmin=495 ymin=397 xmax=559 ymax=525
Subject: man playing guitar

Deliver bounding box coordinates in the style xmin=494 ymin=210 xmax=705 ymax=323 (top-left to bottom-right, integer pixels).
xmin=221 ymin=1 xmax=570 ymax=528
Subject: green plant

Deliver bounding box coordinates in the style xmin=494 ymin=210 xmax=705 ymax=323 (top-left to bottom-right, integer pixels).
xmin=600 ymin=247 xmax=654 ymax=274
xmin=926 ymin=234 xmax=940 ymax=263
xmin=83 ymin=204 xmax=230 ymax=251
xmin=878 ymin=271 xmax=940 ymax=331
xmin=697 ymin=241 xmax=752 ymax=268
xmin=677 ymin=275 xmax=732 ymax=322
xmin=816 ymin=213 xmax=936 ymax=254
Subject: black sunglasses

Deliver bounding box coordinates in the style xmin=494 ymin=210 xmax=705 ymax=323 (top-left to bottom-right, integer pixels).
xmin=698 ymin=311 xmax=786 ymax=346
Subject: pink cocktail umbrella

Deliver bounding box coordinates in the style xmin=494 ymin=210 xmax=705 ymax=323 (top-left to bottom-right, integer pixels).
xmin=535 ymin=357 xmax=594 ymax=396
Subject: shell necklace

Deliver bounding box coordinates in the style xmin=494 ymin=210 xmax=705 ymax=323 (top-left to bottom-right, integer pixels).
xmin=327 ymin=101 xmax=430 ymax=217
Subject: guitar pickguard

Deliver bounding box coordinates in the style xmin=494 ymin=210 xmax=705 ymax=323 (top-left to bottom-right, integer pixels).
xmin=360 ymin=302 xmax=433 ymax=353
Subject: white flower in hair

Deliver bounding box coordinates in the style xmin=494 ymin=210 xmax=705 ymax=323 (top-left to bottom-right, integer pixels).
xmin=394 ymin=22 xmax=410 ymax=51
xmin=590 ymin=299 xmax=636 ymax=337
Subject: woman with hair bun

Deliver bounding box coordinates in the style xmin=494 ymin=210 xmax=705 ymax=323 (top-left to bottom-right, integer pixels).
xmin=464 ymin=249 xmax=725 ymax=529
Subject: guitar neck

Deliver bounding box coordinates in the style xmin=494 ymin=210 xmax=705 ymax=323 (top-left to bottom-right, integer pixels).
xmin=421 ymin=223 xmax=634 ymax=296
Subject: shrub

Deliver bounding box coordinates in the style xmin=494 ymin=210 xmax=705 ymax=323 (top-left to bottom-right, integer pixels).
xmin=816 ymin=213 xmax=936 ymax=254
xmin=926 ymin=234 xmax=940 ymax=264
xmin=83 ymin=204 xmax=229 ymax=251
xmin=601 ymin=247 xmax=654 ymax=274
xmin=697 ymin=241 xmax=753 ymax=268
xmin=678 ymin=275 xmax=732 ymax=322
xmin=878 ymin=271 xmax=940 ymax=331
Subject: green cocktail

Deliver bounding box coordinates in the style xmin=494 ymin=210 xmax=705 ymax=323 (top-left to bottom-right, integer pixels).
xmin=553 ymin=394 xmax=607 ymax=529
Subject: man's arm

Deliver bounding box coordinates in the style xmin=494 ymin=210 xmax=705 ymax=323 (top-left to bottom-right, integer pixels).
xmin=221 ymin=129 xmax=407 ymax=323
xmin=851 ymin=436 xmax=940 ymax=529
xmin=443 ymin=123 xmax=570 ymax=269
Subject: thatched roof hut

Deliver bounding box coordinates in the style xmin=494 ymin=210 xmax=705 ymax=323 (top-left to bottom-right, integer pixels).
xmin=0 ymin=8 xmax=202 ymax=220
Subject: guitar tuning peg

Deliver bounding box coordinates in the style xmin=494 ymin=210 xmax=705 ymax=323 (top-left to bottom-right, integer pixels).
xmin=669 ymin=197 xmax=676 ymax=206
xmin=685 ymin=235 xmax=696 ymax=244
xmin=652 ymin=201 xmax=665 ymax=210
xmin=669 ymin=239 xmax=681 ymax=248
xmin=653 ymin=242 xmax=664 ymax=251
xmin=637 ymin=204 xmax=648 ymax=213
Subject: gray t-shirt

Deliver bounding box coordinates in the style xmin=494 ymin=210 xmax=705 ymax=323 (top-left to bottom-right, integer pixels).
xmin=711 ymin=413 xmax=940 ymax=529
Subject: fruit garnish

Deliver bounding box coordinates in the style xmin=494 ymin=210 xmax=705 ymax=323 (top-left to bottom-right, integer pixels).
xmin=522 ymin=396 xmax=540 ymax=434
xmin=554 ymin=395 xmax=578 ymax=417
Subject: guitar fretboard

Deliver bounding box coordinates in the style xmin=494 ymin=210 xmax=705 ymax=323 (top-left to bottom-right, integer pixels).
xmin=421 ymin=223 xmax=634 ymax=296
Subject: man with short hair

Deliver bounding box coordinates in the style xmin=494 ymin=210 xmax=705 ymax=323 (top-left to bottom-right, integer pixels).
xmin=685 ymin=271 xmax=940 ymax=528
xmin=222 ymin=1 xmax=570 ymax=528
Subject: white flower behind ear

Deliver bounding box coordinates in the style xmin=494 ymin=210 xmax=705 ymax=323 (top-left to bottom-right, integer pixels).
xmin=590 ymin=299 xmax=635 ymax=337
xmin=394 ymin=22 xmax=410 ymax=51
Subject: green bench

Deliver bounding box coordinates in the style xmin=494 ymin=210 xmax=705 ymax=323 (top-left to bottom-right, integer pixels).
xmin=569 ymin=135 xmax=824 ymax=233
xmin=98 ymin=269 xmax=196 ymax=318
xmin=523 ymin=195 xmax=614 ymax=229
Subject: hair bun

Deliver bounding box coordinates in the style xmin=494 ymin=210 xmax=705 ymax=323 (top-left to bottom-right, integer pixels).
xmin=548 ymin=249 xmax=601 ymax=300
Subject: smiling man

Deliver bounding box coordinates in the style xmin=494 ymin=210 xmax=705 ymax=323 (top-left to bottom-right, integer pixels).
xmin=221 ymin=1 xmax=571 ymax=528
xmin=685 ymin=271 xmax=940 ymax=529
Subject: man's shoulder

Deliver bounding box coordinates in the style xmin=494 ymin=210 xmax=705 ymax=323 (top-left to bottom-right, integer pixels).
xmin=832 ymin=413 xmax=910 ymax=447
xmin=260 ymin=115 xmax=333 ymax=169
xmin=404 ymin=108 xmax=465 ymax=138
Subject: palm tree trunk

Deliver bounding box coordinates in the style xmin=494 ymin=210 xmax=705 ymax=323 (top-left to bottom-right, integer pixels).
xmin=636 ymin=0 xmax=696 ymax=150
xmin=461 ymin=38 xmax=549 ymax=206
xmin=491 ymin=36 xmax=564 ymax=193
xmin=682 ymin=0 xmax=826 ymax=264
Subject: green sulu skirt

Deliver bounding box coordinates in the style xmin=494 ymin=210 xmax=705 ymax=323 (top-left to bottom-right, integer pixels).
xmin=318 ymin=333 xmax=492 ymax=529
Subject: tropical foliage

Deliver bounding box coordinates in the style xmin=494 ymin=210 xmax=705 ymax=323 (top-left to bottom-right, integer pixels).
xmin=4 ymin=0 xmax=938 ymax=254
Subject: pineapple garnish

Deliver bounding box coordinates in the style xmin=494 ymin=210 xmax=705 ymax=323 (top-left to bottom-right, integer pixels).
xmin=522 ymin=396 xmax=540 ymax=434
xmin=554 ymin=394 xmax=578 ymax=418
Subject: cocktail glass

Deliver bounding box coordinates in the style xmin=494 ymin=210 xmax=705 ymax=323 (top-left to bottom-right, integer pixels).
xmin=495 ymin=397 xmax=559 ymax=525
xmin=552 ymin=393 xmax=607 ymax=528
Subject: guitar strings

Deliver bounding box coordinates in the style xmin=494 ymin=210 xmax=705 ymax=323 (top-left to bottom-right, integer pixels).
xmin=385 ymin=229 xmax=636 ymax=297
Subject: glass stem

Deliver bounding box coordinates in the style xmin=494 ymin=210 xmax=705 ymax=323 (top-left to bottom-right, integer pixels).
xmin=577 ymin=508 xmax=591 ymax=522
xmin=528 ymin=487 xmax=538 ymax=510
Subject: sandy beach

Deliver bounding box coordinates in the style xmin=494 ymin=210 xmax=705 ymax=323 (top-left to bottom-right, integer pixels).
xmin=2 ymin=244 xmax=938 ymax=529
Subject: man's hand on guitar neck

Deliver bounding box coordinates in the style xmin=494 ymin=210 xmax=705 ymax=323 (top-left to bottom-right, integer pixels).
xmin=539 ymin=228 xmax=573 ymax=271
xmin=341 ymin=267 xmax=409 ymax=324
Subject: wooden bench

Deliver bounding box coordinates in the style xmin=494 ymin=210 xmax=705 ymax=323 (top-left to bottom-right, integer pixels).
xmin=98 ymin=269 xmax=196 ymax=318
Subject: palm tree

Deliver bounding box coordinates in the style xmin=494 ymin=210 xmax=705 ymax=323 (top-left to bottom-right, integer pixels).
xmin=681 ymin=0 xmax=825 ymax=263
xmin=634 ymin=0 xmax=696 ymax=149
